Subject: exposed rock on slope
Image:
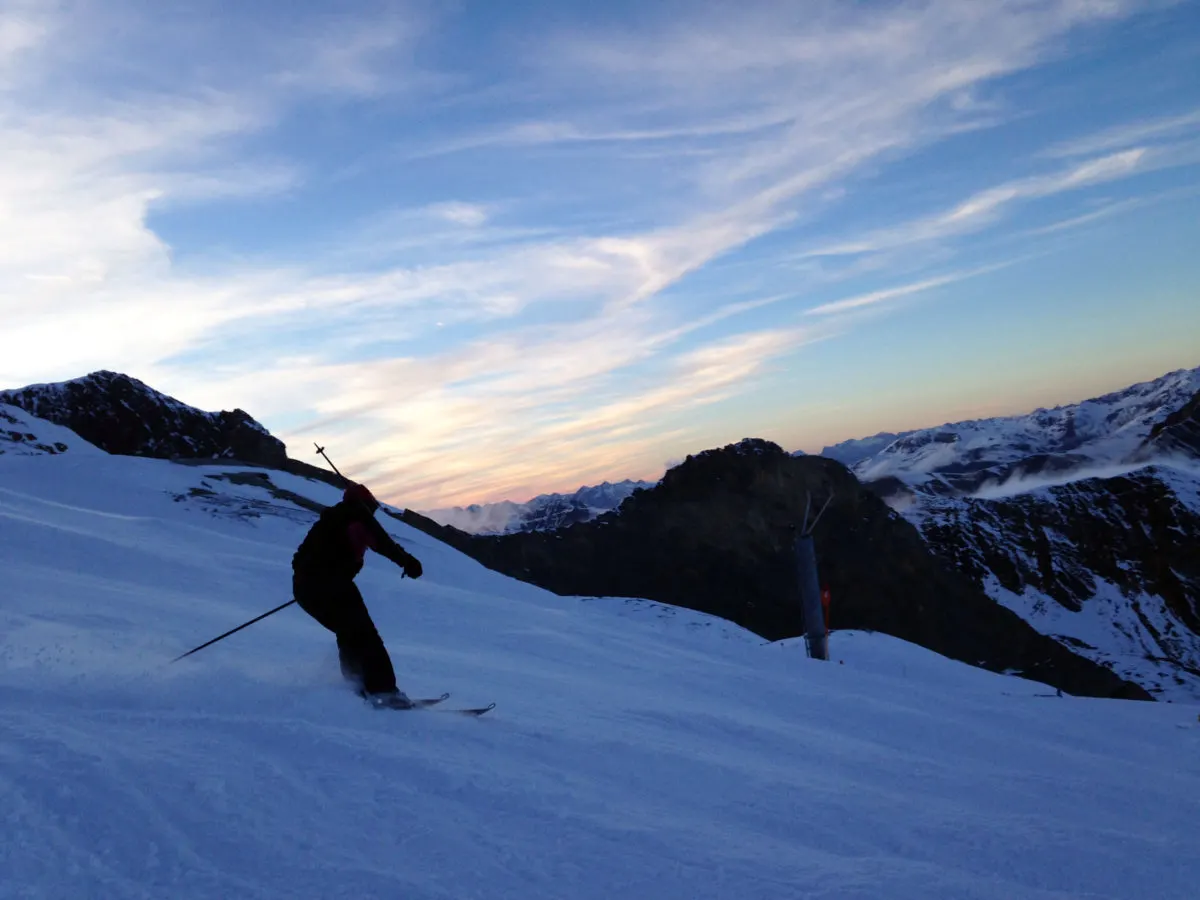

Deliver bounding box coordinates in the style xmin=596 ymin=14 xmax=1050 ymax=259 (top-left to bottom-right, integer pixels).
xmin=403 ymin=438 xmax=1148 ymax=700
xmin=1137 ymin=388 xmax=1200 ymax=459
xmin=0 ymin=405 xmax=71 ymax=457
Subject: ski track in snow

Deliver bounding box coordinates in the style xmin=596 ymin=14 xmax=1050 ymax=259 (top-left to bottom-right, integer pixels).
xmin=2 ymin=448 xmax=1200 ymax=899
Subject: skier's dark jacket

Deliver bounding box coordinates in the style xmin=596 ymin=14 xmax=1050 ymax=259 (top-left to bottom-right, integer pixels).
xmin=292 ymin=500 xmax=419 ymax=581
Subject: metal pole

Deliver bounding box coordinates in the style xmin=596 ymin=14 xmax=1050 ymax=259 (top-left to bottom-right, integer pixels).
xmin=171 ymin=600 xmax=296 ymax=663
xmin=805 ymin=494 xmax=833 ymax=535
xmin=314 ymin=443 xmax=350 ymax=485
xmin=793 ymin=533 xmax=828 ymax=660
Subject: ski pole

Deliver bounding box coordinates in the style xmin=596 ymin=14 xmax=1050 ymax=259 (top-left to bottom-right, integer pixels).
xmin=314 ymin=443 xmax=350 ymax=485
xmin=171 ymin=599 xmax=296 ymax=663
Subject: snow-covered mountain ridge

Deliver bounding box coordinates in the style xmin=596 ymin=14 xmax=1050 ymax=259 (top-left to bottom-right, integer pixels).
xmin=2 ymin=371 xmax=652 ymax=536
xmin=837 ymin=365 xmax=1200 ymax=488
xmin=2 ymin=405 xmax=1198 ymax=899
xmin=0 ymin=370 xmax=287 ymax=467
xmin=436 ymin=368 xmax=1200 ymax=534
xmin=843 ymin=365 xmax=1200 ymax=701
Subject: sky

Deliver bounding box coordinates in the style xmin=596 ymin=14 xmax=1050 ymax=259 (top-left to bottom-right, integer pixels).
xmin=1 ymin=0 xmax=1199 ymax=508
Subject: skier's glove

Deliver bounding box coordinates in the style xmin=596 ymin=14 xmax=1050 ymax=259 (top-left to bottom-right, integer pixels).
xmin=402 ymin=556 xmax=423 ymax=579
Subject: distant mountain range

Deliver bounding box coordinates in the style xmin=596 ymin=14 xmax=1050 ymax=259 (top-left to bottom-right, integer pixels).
xmin=426 ymin=366 xmax=1200 ymax=534
xmin=4 ymin=364 xmax=1197 ymax=699
xmin=417 ymin=365 xmax=1200 ymax=700
xmin=825 ymin=365 xmax=1200 ymax=491
xmin=423 ymin=480 xmax=656 ymax=534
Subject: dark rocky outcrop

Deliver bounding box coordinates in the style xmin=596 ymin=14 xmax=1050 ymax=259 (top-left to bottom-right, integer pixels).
xmin=922 ymin=470 xmax=1200 ymax=628
xmin=1138 ymin=388 xmax=1200 ymax=459
xmin=401 ymin=438 xmax=1149 ymax=700
xmin=0 ymin=371 xmax=287 ymax=466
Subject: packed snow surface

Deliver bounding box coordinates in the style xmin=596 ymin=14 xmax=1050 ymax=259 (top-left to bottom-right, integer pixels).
xmin=2 ymin=443 xmax=1199 ymax=898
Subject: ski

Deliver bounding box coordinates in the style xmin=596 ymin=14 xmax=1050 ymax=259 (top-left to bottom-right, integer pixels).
xmin=358 ymin=690 xmax=450 ymax=710
xmin=405 ymin=693 xmax=452 ymax=709
xmin=431 ymin=703 xmax=496 ymax=717
xmin=357 ymin=690 xmax=494 ymax=715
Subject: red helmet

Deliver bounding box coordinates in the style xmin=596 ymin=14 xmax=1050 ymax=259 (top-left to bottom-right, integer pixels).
xmin=343 ymin=482 xmax=380 ymax=512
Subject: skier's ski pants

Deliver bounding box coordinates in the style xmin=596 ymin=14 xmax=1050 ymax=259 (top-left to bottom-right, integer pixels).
xmin=292 ymin=572 xmax=397 ymax=694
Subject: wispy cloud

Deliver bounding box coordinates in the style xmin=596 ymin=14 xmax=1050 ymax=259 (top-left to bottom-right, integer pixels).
xmin=805 ymin=268 xmax=998 ymax=317
xmin=0 ymin=2 xmax=46 ymax=79
xmin=404 ymin=109 xmax=802 ymax=160
xmin=269 ymin=323 xmax=818 ymax=506
xmin=0 ymin=95 xmax=271 ymax=359
xmin=1018 ymin=198 xmax=1142 ymax=237
xmin=528 ymin=0 xmax=1136 ymax=197
xmin=971 ymin=456 xmax=1200 ymax=500
xmin=270 ymin=8 xmax=435 ymax=98
xmin=1043 ymin=108 xmax=1200 ymax=158
xmin=804 ymin=148 xmax=1153 ymax=259
xmin=1022 ymin=181 xmax=1200 ymax=238
xmin=428 ymin=202 xmax=489 ymax=228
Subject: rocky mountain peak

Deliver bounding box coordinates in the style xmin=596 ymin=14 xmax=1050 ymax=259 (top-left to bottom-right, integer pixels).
xmin=0 ymin=371 xmax=287 ymax=467
xmin=656 ymin=438 xmax=791 ymax=499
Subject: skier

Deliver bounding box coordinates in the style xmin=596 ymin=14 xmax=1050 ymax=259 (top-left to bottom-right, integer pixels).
xmin=292 ymin=482 xmax=424 ymax=707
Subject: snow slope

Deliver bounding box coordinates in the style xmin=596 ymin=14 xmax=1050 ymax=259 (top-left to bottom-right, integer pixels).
xmin=2 ymin=430 xmax=1199 ymax=898
xmin=817 ymin=432 xmax=903 ymax=467
xmin=1 ymin=402 xmax=102 ymax=458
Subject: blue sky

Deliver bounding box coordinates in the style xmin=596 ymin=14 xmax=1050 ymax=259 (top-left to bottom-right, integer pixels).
xmin=2 ymin=0 xmax=1198 ymax=507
